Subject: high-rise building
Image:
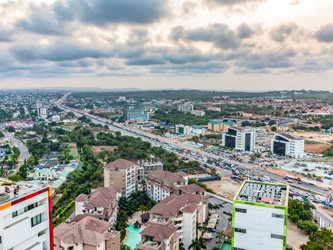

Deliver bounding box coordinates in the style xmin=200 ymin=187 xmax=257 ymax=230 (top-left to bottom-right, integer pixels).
xmin=271 ymin=133 xmax=304 ymax=158
xmin=104 ymin=159 xmax=138 ymax=198
xmin=232 ymin=181 xmax=288 ymax=250
xmin=222 ymin=127 xmax=256 ymax=151
xmin=123 ymin=104 xmax=149 ymax=122
xmin=0 ymin=179 xmax=53 ymax=250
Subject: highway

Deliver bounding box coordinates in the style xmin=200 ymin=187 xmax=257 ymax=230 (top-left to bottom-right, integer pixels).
xmin=57 ymin=95 xmax=327 ymax=196
xmin=4 ymin=133 xmax=30 ymax=174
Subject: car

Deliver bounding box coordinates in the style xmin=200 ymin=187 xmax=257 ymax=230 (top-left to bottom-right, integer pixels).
xmin=298 ymin=181 xmax=302 ymax=184
xmin=287 ymin=180 xmax=293 ymax=183
xmin=219 ymin=204 xmax=225 ymax=208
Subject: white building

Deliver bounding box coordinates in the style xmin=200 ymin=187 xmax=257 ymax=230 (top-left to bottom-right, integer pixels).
xmin=222 ymin=127 xmax=256 ymax=152
xmin=51 ymin=116 xmax=60 ymax=122
xmin=178 ymin=103 xmax=193 ymax=113
xmin=232 ymin=181 xmax=288 ymax=250
xmin=271 ymin=133 xmax=305 ymax=158
xmin=191 ymin=110 xmax=205 ymax=116
xmin=74 ymin=187 xmax=121 ymax=226
xmin=175 ymin=124 xmax=191 ymax=135
xmin=38 ymin=107 xmax=47 ymax=117
xmin=0 ymin=179 xmax=53 ymax=250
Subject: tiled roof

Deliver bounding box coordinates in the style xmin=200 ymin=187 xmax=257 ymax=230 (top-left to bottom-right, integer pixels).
xmin=104 ymin=159 xmax=136 ymax=170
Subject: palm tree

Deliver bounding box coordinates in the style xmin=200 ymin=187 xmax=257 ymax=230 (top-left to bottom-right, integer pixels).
xmin=189 ymin=237 xmax=206 ymax=250
xmin=141 ymin=179 xmax=147 ymax=192
xmin=179 ymin=241 xmax=185 ymax=250
xmin=216 ymin=230 xmax=225 ymax=245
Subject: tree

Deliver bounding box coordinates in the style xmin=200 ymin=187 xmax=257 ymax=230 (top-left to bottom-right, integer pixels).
xmin=179 ymin=242 xmax=186 ymax=250
xmin=120 ymin=244 xmax=131 ymax=250
xmin=7 ymin=127 xmax=15 ymax=133
xmin=271 ymin=126 xmax=277 ymax=132
xmin=189 ymin=237 xmax=206 ymax=250
xmin=296 ymin=220 xmax=318 ymax=235
xmin=0 ymin=131 xmax=4 ymax=138
xmin=8 ymin=175 xmax=20 ymax=182
xmin=250 ymin=154 xmax=257 ymax=161
xmin=269 ymin=120 xmax=276 ymax=126
xmin=300 ymin=228 xmax=333 ymax=250
xmin=216 ymin=230 xmax=225 ymax=245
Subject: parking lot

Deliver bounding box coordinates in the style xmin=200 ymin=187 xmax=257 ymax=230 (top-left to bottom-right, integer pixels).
xmin=206 ymin=197 xmax=233 ymax=250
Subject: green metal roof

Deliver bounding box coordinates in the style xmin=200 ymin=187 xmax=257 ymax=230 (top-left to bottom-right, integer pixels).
xmin=209 ymin=121 xmax=223 ymax=124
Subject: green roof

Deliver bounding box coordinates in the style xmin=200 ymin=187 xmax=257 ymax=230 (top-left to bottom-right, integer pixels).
xmin=223 ymin=121 xmax=237 ymax=125
xmin=35 ymin=169 xmax=55 ymax=175
xmin=59 ymin=170 xmax=71 ymax=178
xmin=192 ymin=125 xmax=204 ymax=129
xmin=52 ymin=179 xmax=65 ymax=188
xmin=209 ymin=121 xmax=223 ymax=124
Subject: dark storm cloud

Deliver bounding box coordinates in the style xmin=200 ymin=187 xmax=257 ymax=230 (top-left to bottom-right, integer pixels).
xmin=314 ymin=24 xmax=333 ymax=43
xmin=237 ymin=23 xmax=255 ymax=39
xmin=171 ymin=24 xmax=241 ymax=50
xmin=269 ymin=23 xmax=298 ymax=42
xmin=53 ymin=0 xmax=168 ymax=26
xmin=10 ymin=42 xmax=111 ymax=62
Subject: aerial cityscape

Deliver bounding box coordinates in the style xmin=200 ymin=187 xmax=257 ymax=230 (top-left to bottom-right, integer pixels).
xmin=0 ymin=0 xmax=333 ymax=250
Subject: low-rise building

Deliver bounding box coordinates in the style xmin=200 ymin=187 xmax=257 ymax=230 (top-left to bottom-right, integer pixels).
xmin=178 ymin=103 xmax=193 ymax=113
xmin=208 ymin=120 xmax=236 ymax=132
xmin=54 ymin=216 xmax=120 ymax=250
xmin=34 ymin=169 xmax=56 ymax=181
xmin=207 ymin=106 xmax=221 ymax=112
xmin=74 ymin=187 xmax=121 ymax=225
xmin=174 ymin=125 xmax=191 ymax=135
xmin=191 ymin=110 xmax=205 ymax=116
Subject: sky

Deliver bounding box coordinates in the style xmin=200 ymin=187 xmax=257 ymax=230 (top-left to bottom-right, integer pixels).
xmin=0 ymin=0 xmax=332 ymax=91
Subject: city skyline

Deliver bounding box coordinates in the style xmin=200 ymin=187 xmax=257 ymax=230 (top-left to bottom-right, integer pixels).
xmin=0 ymin=0 xmax=332 ymax=90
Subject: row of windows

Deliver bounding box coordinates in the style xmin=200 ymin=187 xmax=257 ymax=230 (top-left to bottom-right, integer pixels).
xmin=31 ymin=214 xmax=42 ymax=227
xmin=12 ymin=202 xmax=38 ymax=218
xmin=235 ymin=208 xmax=247 ymax=213
xmin=234 ymin=248 xmax=245 ymax=250
xmin=272 ymin=213 xmax=284 ymax=218
xmin=235 ymin=228 xmax=246 ymax=233
xmin=234 ymin=228 xmax=283 ymax=240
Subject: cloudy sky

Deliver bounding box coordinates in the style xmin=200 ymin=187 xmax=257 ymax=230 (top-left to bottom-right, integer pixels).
xmin=0 ymin=0 xmax=332 ymax=90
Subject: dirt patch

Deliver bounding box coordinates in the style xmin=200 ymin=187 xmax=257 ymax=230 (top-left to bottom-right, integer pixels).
xmin=305 ymin=144 xmax=331 ymax=154
xmin=91 ymin=146 xmax=117 ymax=155
xmin=205 ymin=180 xmax=241 ymax=200
xmin=290 ymin=132 xmax=333 ymax=143
xmin=287 ymin=219 xmax=309 ymax=250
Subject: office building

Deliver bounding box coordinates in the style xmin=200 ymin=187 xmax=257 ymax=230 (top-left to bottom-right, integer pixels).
xmin=232 ymin=181 xmax=288 ymax=250
xmin=148 ymin=193 xmax=208 ymax=250
xmin=104 ymin=159 xmax=138 ymax=198
xmin=178 ymin=103 xmax=193 ymax=113
xmin=146 ymin=170 xmax=205 ymax=202
xmin=174 ymin=124 xmax=191 ymax=135
xmin=208 ymin=120 xmax=237 ymax=132
xmin=222 ymin=127 xmax=256 ymax=152
xmin=271 ymin=133 xmax=304 ymax=158
xmin=74 ymin=187 xmax=121 ymax=226
xmin=123 ymin=104 xmax=149 ymax=122
xmin=54 ymin=216 xmax=120 ymax=250
xmin=0 ymin=179 xmax=53 ymax=250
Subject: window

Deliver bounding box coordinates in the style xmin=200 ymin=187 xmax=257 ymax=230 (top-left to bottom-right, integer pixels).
xmin=31 ymin=214 xmax=42 ymax=227
xmin=271 ymin=234 xmax=283 ymax=240
xmin=235 ymin=208 xmax=247 ymax=213
xmin=12 ymin=211 xmax=18 ymax=217
xmin=272 ymin=213 xmax=284 ymax=219
xmin=235 ymin=228 xmax=246 ymax=233
xmin=25 ymin=202 xmax=38 ymax=212
xmin=0 ymin=236 xmax=2 ymax=243
xmin=234 ymin=248 xmax=245 ymax=250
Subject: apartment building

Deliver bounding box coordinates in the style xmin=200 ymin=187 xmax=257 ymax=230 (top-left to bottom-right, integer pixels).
xmin=148 ymin=193 xmax=208 ymax=250
xmin=222 ymin=127 xmax=256 ymax=152
xmin=191 ymin=110 xmax=205 ymax=116
xmin=232 ymin=181 xmax=288 ymax=250
xmin=208 ymin=121 xmax=236 ymax=132
xmin=104 ymin=159 xmax=138 ymax=198
xmin=271 ymin=133 xmax=304 ymax=158
xmin=137 ymin=223 xmax=179 ymax=250
xmin=146 ymin=170 xmax=205 ymax=202
xmin=137 ymin=160 xmax=163 ymax=183
xmin=207 ymin=106 xmax=221 ymax=112
xmin=178 ymin=103 xmax=193 ymax=113
xmin=54 ymin=216 xmax=120 ymax=250
xmin=74 ymin=187 xmax=121 ymax=226
xmin=0 ymin=179 xmax=53 ymax=250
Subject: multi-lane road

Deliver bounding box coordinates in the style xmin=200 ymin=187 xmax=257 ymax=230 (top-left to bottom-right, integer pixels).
xmin=4 ymin=133 xmax=30 ymax=174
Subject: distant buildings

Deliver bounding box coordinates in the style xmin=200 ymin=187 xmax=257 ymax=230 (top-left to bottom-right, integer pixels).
xmin=54 ymin=216 xmax=120 ymax=250
xmin=74 ymin=187 xmax=121 ymax=225
xmin=208 ymin=120 xmax=237 ymax=132
xmin=123 ymin=104 xmax=149 ymax=122
xmin=2 ymin=119 xmax=35 ymax=129
xmin=207 ymin=106 xmax=221 ymax=112
xmin=178 ymin=103 xmax=193 ymax=113
xmin=191 ymin=110 xmax=205 ymax=116
xmin=51 ymin=115 xmax=60 ymax=122
xmin=232 ymin=181 xmax=288 ymax=250
xmin=104 ymin=159 xmax=138 ymax=198
xmin=0 ymin=179 xmax=53 ymax=250
xmin=271 ymin=133 xmax=304 ymax=158
xmin=222 ymin=127 xmax=256 ymax=152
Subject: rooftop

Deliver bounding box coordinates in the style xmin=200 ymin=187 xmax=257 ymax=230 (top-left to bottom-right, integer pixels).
xmin=277 ymin=133 xmax=302 ymax=141
xmin=235 ymin=181 xmax=288 ymax=207
xmin=104 ymin=159 xmax=137 ymax=170
xmin=0 ymin=178 xmax=49 ymax=206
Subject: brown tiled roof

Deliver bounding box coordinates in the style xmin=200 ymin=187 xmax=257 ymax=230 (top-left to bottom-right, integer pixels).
xmin=181 ymin=203 xmax=198 ymax=213
xmin=84 ymin=187 xmax=117 ymax=210
xmin=176 ymin=171 xmax=189 ymax=177
xmin=140 ymin=223 xmax=176 ymax=242
xmin=54 ymin=217 xmax=116 ymax=246
xmin=178 ymin=184 xmax=205 ymax=194
xmin=70 ymin=214 xmax=102 ymax=223
xmin=147 ymin=170 xmax=185 ymax=183
xmin=104 ymin=159 xmax=136 ymax=170
xmin=74 ymin=194 xmax=88 ymax=202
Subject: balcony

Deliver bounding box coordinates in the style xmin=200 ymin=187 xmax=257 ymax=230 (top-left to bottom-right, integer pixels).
xmin=137 ymin=241 xmax=165 ymax=250
xmin=151 ymin=217 xmax=166 ymax=224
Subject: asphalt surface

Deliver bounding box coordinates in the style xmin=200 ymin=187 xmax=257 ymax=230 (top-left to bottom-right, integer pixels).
xmin=207 ymin=197 xmax=232 ymax=250
xmin=4 ymin=133 xmax=30 ymax=174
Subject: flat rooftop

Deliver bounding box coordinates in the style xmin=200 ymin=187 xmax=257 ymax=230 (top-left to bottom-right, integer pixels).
xmin=0 ymin=178 xmax=48 ymax=205
xmin=236 ymin=181 xmax=288 ymax=207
